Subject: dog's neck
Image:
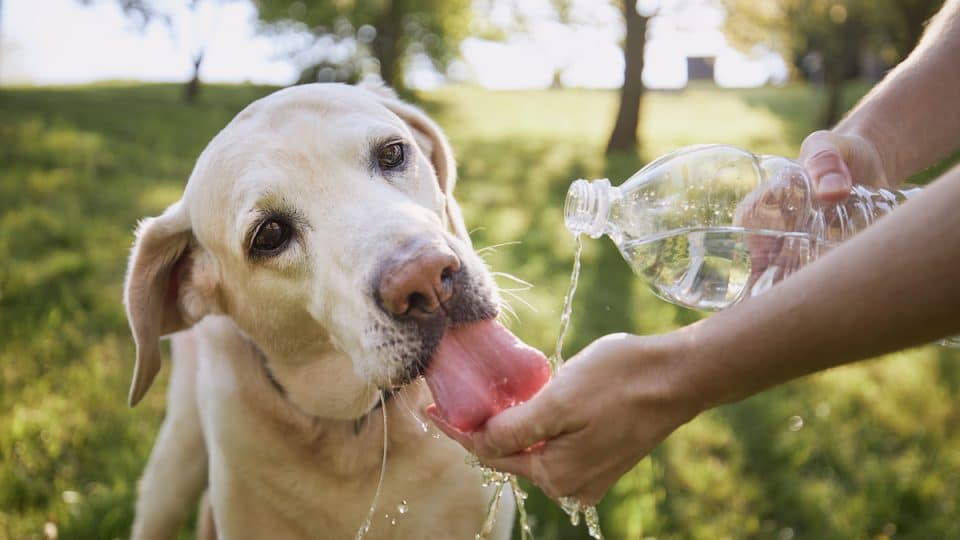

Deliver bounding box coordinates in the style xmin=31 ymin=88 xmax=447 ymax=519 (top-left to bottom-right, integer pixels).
xmin=248 ymin=338 xmax=395 ymax=433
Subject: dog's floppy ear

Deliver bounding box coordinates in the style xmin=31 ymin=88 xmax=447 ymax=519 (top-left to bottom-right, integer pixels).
xmin=124 ymin=201 xmax=216 ymax=406
xmin=367 ymin=83 xmax=471 ymax=245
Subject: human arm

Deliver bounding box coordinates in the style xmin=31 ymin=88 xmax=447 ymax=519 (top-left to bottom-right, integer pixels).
xmin=803 ymin=0 xmax=960 ymax=200
xmin=431 ymin=162 xmax=960 ymax=504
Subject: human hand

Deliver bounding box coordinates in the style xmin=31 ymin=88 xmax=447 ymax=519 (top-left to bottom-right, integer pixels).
xmin=426 ymin=332 xmax=702 ymax=505
xmin=733 ymin=130 xmax=892 ymax=294
xmin=799 ymin=130 xmax=891 ymax=203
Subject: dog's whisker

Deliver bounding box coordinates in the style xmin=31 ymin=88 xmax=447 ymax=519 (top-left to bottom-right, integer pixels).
xmin=498 ymin=298 xmax=520 ymax=325
xmin=490 ymin=271 xmax=534 ymax=289
xmin=499 ymin=288 xmax=538 ymax=314
xmin=476 ymin=240 xmax=522 ymax=255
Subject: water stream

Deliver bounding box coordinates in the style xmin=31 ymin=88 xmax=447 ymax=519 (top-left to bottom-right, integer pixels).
xmin=549 ymin=236 xmax=603 ymax=540
xmin=354 ymin=391 xmax=389 ymax=540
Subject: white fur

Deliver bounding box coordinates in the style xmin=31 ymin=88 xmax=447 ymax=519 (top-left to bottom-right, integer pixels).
xmin=125 ymin=83 xmax=513 ymax=539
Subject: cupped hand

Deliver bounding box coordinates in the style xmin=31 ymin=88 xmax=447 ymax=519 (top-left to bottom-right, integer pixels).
xmin=427 ymin=332 xmax=702 ymax=506
xmin=799 ymin=130 xmax=892 ymax=202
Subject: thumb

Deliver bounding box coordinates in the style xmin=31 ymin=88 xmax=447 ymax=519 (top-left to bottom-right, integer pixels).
xmin=799 ymin=130 xmax=853 ymax=203
xmin=471 ymin=389 xmax=570 ymax=459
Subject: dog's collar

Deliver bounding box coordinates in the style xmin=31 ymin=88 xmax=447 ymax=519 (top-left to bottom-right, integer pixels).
xmin=244 ymin=335 xmax=396 ymax=435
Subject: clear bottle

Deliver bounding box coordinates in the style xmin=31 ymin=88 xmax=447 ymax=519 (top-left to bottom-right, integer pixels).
xmin=567 ymin=145 xmax=959 ymax=349
xmin=564 ymin=144 xmax=923 ymax=311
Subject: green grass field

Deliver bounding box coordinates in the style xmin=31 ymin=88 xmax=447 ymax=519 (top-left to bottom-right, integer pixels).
xmin=1 ymin=83 xmax=958 ymax=540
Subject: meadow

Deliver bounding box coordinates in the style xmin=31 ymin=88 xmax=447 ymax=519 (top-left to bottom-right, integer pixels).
xmin=1 ymin=82 xmax=958 ymax=539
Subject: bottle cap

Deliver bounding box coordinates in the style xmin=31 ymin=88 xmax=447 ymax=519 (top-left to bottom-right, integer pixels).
xmin=564 ymin=179 xmax=611 ymax=238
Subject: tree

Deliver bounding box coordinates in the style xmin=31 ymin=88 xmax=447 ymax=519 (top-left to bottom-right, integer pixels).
xmin=606 ymin=0 xmax=653 ymax=155
xmin=723 ymin=0 xmax=944 ymax=127
xmin=78 ymin=0 xmax=232 ymax=103
xmin=255 ymin=0 xmax=471 ymax=89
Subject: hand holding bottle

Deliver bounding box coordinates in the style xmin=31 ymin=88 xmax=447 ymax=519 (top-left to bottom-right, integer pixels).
xmin=799 ymin=130 xmax=892 ymax=201
xmin=733 ymin=130 xmax=892 ymax=291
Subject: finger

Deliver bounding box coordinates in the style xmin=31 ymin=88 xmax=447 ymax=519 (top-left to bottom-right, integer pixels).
xmin=479 ymin=451 xmax=537 ymax=480
xmin=425 ymin=404 xmax=474 ymax=450
xmin=799 ymin=130 xmax=852 ymax=203
xmin=471 ymin=389 xmax=570 ymax=459
xmin=482 ymin=448 xmax=565 ymax=500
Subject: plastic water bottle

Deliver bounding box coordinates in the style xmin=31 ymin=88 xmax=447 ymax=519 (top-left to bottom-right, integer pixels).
xmin=565 ymin=144 xmax=958 ymax=347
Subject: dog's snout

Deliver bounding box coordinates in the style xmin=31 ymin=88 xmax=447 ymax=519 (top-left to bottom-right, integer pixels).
xmin=377 ymin=242 xmax=462 ymax=319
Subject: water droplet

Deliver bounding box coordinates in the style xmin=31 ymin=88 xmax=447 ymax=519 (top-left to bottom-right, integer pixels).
xmin=432 ymin=432 xmax=441 ymax=439
xmin=397 ymin=501 xmax=408 ymax=514
xmin=390 ymin=518 xmax=397 ymax=526
xmin=778 ymin=526 xmax=795 ymax=540
xmin=585 ymin=506 xmax=604 ymax=539
xmin=788 ymin=415 xmax=804 ymax=431
xmin=815 ymin=402 xmax=831 ymax=418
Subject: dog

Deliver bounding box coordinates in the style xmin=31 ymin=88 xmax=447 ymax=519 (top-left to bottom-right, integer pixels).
xmin=123 ymin=83 xmax=516 ymax=539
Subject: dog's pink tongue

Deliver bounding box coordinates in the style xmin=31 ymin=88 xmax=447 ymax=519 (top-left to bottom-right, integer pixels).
xmin=424 ymin=320 xmax=550 ymax=433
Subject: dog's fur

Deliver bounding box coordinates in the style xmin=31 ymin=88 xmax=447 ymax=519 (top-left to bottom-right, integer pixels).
xmin=125 ymin=83 xmax=513 ymax=539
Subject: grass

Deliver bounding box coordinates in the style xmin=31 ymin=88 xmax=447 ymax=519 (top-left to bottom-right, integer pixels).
xmin=1 ymin=82 xmax=958 ymax=540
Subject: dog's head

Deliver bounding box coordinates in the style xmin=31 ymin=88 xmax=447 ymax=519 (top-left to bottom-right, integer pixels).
xmin=124 ymin=83 xmax=499 ymax=418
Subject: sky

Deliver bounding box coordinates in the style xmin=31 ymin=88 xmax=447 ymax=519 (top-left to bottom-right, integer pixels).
xmin=0 ymin=0 xmax=787 ymax=89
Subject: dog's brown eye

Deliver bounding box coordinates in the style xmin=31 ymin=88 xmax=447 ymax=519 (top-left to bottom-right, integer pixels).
xmin=251 ymin=219 xmax=291 ymax=255
xmin=377 ymin=142 xmax=405 ymax=170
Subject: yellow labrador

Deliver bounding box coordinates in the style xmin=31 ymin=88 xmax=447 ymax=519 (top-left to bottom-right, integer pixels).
xmin=123 ymin=83 xmax=522 ymax=539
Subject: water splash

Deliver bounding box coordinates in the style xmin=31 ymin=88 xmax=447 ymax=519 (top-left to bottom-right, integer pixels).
xmin=474 ymin=466 xmax=535 ymax=540
xmin=558 ymin=497 xmax=603 ymax=539
xmin=475 ymin=469 xmax=506 ymax=540
xmin=354 ymin=391 xmax=389 ymax=540
xmin=509 ymin=475 xmax=535 ymax=540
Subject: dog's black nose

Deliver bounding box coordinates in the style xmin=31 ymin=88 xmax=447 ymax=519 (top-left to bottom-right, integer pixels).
xmin=376 ymin=238 xmax=461 ymax=319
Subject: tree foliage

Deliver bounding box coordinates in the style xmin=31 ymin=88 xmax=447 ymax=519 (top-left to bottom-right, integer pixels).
xmin=255 ymin=0 xmax=471 ymax=89
xmin=722 ymin=0 xmax=944 ymax=125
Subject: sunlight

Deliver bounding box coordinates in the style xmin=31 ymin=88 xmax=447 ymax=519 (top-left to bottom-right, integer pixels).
xmin=1 ymin=0 xmax=786 ymax=89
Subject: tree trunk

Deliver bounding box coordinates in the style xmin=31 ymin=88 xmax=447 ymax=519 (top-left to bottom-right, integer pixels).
xmin=820 ymin=57 xmax=844 ymax=128
xmin=184 ymin=51 xmax=203 ymax=104
xmin=606 ymin=1 xmax=650 ymax=156
xmin=822 ymin=81 xmax=844 ymax=129
xmin=372 ymin=0 xmax=405 ymax=89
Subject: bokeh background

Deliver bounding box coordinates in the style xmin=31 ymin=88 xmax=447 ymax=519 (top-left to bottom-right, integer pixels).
xmin=2 ymin=0 xmax=959 ymax=539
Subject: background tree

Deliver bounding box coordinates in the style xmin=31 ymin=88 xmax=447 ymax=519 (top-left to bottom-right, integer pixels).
xmin=606 ymin=0 xmax=654 ymax=155
xmin=78 ymin=0 xmax=233 ymax=103
xmin=255 ymin=0 xmax=470 ymax=90
xmin=723 ymin=0 xmax=944 ymax=127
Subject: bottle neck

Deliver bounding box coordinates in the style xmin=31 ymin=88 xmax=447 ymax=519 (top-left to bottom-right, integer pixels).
xmin=564 ymin=178 xmax=614 ymax=238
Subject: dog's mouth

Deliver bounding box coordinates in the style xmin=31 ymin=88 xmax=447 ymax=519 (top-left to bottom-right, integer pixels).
xmin=421 ymin=319 xmax=551 ymax=433
xmin=375 ymin=263 xmax=550 ymax=432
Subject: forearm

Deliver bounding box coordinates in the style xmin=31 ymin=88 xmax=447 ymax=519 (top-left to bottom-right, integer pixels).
xmin=834 ymin=0 xmax=960 ymax=184
xmin=673 ymin=163 xmax=960 ymax=410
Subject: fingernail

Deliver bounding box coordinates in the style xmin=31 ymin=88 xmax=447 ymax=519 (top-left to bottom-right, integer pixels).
xmin=818 ymin=172 xmax=848 ymax=194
